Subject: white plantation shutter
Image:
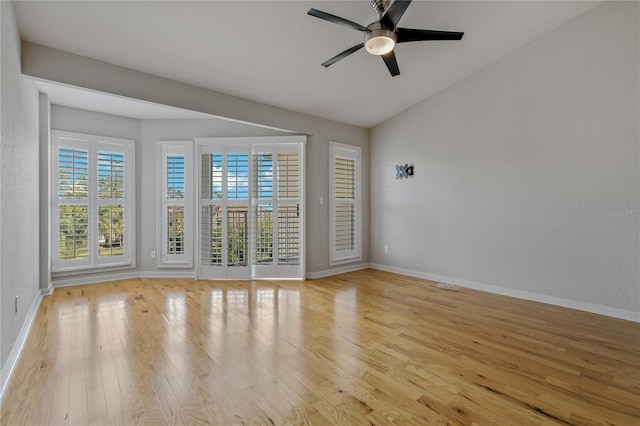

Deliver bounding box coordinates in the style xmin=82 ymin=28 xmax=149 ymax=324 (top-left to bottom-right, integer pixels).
xmin=52 ymin=131 xmax=135 ymax=272
xmin=200 ymin=205 xmax=223 ymax=266
xmin=159 ymin=141 xmax=193 ymax=267
xmin=278 ymin=204 xmax=300 ymax=265
xmin=252 ymin=150 xmax=274 ymax=270
xmin=199 ymin=151 xmax=225 ymax=275
xmin=330 ymin=142 xmax=361 ymax=264
xmin=198 ymin=144 xmax=250 ymax=279
xmin=196 ymin=136 xmax=305 ymax=280
xmin=57 ymin=146 xmax=89 ymax=264
xmin=227 ymin=206 xmax=248 ymax=266
xmin=96 ymin=148 xmax=125 ymax=264
xmin=276 ymin=152 xmax=300 ymax=266
xmin=251 ymin=142 xmax=304 ymax=279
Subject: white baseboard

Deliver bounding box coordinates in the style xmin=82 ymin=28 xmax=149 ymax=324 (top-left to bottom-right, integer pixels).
xmin=306 ymin=262 xmax=370 ymax=279
xmin=369 ymin=263 xmax=640 ymax=323
xmin=0 ymin=291 xmax=43 ymax=404
xmin=52 ymin=270 xmax=196 ymax=288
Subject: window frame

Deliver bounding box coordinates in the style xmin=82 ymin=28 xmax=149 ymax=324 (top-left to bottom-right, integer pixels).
xmin=158 ymin=141 xmax=193 ymax=268
xmin=51 ymin=130 xmax=135 ymax=273
xmin=329 ymin=141 xmax=362 ymax=265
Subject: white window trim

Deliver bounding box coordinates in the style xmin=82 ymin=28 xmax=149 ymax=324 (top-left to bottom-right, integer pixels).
xmin=329 ymin=141 xmax=362 ymax=266
xmin=158 ymin=141 xmax=194 ymax=268
xmin=51 ymin=130 xmax=135 ymax=273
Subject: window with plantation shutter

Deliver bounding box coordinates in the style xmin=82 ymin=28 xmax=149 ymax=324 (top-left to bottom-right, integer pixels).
xmin=330 ymin=142 xmax=361 ymax=265
xmin=196 ymin=136 xmax=305 ymax=280
xmin=52 ymin=131 xmax=135 ymax=272
xmin=159 ymin=141 xmax=193 ymax=267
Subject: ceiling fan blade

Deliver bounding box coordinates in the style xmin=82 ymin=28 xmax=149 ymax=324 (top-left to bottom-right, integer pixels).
xmin=321 ymin=43 xmax=365 ymax=67
xmin=380 ymin=0 xmax=412 ymax=30
xmin=308 ymin=9 xmax=370 ymax=32
xmin=381 ymin=51 xmax=400 ymax=77
xmin=396 ymin=28 xmax=464 ymax=43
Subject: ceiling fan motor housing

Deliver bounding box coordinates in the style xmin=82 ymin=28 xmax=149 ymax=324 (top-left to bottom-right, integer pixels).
xmin=364 ymin=22 xmax=397 ymax=55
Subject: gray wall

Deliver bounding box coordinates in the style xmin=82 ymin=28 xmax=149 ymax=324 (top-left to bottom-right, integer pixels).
xmin=0 ymin=1 xmax=40 ymax=366
xmin=25 ymin=47 xmax=370 ymax=278
xmin=370 ymin=1 xmax=639 ymax=313
xmin=137 ymin=118 xmax=290 ymax=274
xmin=49 ymin=106 xmax=364 ymax=280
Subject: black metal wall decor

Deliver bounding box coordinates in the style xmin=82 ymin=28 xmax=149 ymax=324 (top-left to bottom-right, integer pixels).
xmin=396 ymin=163 xmax=414 ymax=179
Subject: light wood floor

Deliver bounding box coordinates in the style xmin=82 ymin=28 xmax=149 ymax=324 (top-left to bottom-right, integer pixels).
xmin=1 ymin=270 xmax=638 ymax=425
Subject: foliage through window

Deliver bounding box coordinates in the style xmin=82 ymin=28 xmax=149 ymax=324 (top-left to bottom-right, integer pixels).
xmin=197 ymin=137 xmax=305 ymax=279
xmin=52 ymin=131 xmax=134 ymax=271
xmin=159 ymin=142 xmax=193 ymax=267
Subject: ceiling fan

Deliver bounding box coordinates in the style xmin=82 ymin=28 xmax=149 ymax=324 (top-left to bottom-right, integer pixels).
xmin=308 ymin=0 xmax=464 ymax=77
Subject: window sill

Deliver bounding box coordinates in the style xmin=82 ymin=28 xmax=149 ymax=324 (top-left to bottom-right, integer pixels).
xmin=329 ymin=256 xmax=362 ymax=267
xmin=51 ymin=262 xmax=136 ymax=278
xmin=157 ymin=262 xmax=193 ymax=269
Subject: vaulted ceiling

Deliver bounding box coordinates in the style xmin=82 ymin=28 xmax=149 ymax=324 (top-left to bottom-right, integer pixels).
xmin=15 ymin=1 xmax=601 ymax=128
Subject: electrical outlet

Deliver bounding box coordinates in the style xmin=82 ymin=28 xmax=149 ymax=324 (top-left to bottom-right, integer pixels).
xmin=319 ymin=196 xmax=324 ymax=205
xmin=15 ymin=295 xmax=18 ymax=313
xmin=151 ymin=250 xmax=156 ymax=259
xmin=384 ymin=245 xmax=389 ymax=254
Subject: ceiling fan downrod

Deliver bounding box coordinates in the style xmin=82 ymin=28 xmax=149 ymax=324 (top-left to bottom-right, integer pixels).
xmin=370 ymin=0 xmax=390 ymax=17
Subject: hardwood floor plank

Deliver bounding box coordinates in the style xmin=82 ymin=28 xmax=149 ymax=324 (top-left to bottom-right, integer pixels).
xmin=1 ymin=270 xmax=638 ymax=425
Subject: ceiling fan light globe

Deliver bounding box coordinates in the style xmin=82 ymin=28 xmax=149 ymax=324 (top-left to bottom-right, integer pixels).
xmin=365 ymin=36 xmax=395 ymax=55
xmin=364 ymin=26 xmax=396 ymax=55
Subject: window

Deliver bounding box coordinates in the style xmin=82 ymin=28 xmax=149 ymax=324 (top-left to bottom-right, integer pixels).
xmin=330 ymin=142 xmax=361 ymax=265
xmin=52 ymin=131 xmax=135 ymax=272
xmin=159 ymin=141 xmax=193 ymax=267
xmin=196 ymin=136 xmax=305 ymax=280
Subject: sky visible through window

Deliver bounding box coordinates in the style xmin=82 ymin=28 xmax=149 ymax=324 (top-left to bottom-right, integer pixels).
xmin=167 ymin=155 xmax=185 ymax=199
xmin=58 ymin=148 xmax=125 ymax=197
xmin=208 ymin=153 xmax=274 ymax=201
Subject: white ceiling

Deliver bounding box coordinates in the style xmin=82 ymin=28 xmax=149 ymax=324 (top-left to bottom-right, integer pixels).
xmin=15 ymin=1 xmax=601 ymax=128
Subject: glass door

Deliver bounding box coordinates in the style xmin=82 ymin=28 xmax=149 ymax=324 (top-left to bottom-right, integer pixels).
xmin=197 ymin=137 xmax=305 ymax=280
xmin=251 ymin=143 xmax=304 ymax=279
xmin=199 ymin=145 xmax=250 ymax=279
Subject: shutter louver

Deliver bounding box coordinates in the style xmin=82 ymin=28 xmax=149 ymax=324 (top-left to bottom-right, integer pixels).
xmin=166 ymin=155 xmax=185 ymax=255
xmin=98 ymin=151 xmax=126 ymax=257
xmin=277 ymin=152 xmax=299 ymax=199
xmin=167 ymin=155 xmax=184 ymax=201
xmin=58 ymin=148 xmax=89 ymax=199
xmin=255 ymin=153 xmax=273 ymax=199
xmin=335 ymin=157 xmax=355 ymax=200
xmin=278 ymin=204 xmax=299 ymax=265
xmin=227 ymin=206 xmax=248 ymax=266
xmin=58 ymin=147 xmax=90 ymax=261
xmin=334 ymin=156 xmax=355 ymax=251
xmin=98 ymin=151 xmax=125 ymax=199
xmin=227 ymin=153 xmax=249 ymax=200
xmin=201 ymin=205 xmax=223 ymax=265
xmin=253 ymin=204 xmax=273 ymax=265
xmin=58 ymin=204 xmax=89 ymax=260
xmin=167 ymin=205 xmax=184 ymax=254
